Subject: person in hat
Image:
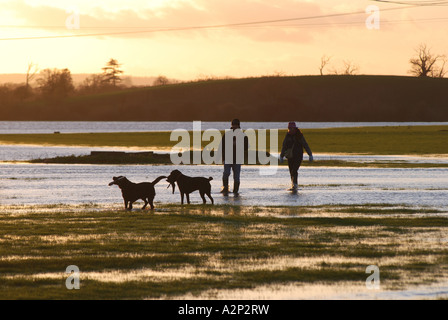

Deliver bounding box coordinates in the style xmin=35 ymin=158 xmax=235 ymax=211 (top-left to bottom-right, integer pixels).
xmin=219 ymin=119 xmax=249 ymax=195
xmin=280 ymin=122 xmax=313 ymax=191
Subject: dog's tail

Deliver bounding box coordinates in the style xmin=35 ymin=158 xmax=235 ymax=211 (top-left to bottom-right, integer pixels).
xmin=151 ymin=175 xmax=167 ymax=185
xmin=208 ymin=177 xmax=213 ymax=181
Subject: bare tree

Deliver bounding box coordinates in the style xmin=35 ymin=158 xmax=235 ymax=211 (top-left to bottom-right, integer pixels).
xmin=409 ymin=44 xmax=444 ymax=78
xmin=37 ymin=68 xmax=74 ymax=98
xmin=319 ymin=55 xmax=332 ymax=75
xmin=328 ymin=59 xmax=359 ymax=75
xmin=78 ymin=74 xmax=107 ymax=94
xmin=102 ymin=58 xmax=123 ymax=87
xmin=26 ymin=62 xmax=39 ymax=90
xmin=153 ymin=75 xmax=170 ymax=86
xmin=431 ymin=55 xmax=447 ymax=78
xmin=342 ymin=60 xmax=359 ymax=75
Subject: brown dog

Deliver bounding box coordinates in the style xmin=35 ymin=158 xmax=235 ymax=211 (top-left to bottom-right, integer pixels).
xmin=166 ymin=169 xmax=214 ymax=205
xmin=109 ymin=175 xmax=166 ymax=210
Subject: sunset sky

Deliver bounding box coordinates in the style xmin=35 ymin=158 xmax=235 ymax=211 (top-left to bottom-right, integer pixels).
xmin=1 ymin=0 xmax=447 ymax=81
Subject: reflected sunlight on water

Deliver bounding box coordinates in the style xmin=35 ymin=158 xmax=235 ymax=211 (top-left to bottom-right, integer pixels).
xmin=177 ymin=281 xmax=448 ymax=300
xmin=1 ymin=163 xmax=447 ymax=209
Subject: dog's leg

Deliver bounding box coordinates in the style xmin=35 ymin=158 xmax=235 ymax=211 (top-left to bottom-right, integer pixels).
xmin=142 ymin=199 xmax=148 ymax=210
xmin=124 ymin=199 xmax=128 ymax=210
xmin=200 ymin=191 xmax=206 ymax=204
xmin=207 ymin=192 xmax=214 ymax=205
xmin=181 ymin=192 xmax=184 ymax=205
xmin=186 ymin=193 xmax=191 ymax=204
xmin=149 ymin=197 xmax=154 ymax=210
xmin=128 ymin=202 xmax=133 ymax=211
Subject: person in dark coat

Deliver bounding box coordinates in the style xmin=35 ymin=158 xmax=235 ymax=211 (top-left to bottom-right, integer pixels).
xmin=280 ymin=121 xmax=313 ymax=190
xmin=219 ymin=119 xmax=249 ymax=195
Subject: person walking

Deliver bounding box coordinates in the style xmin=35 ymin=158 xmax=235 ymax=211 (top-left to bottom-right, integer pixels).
xmin=220 ymin=119 xmax=249 ymax=195
xmin=280 ymin=122 xmax=313 ymax=191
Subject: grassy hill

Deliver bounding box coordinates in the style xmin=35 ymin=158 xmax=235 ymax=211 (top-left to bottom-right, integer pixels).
xmin=1 ymin=75 xmax=447 ymax=121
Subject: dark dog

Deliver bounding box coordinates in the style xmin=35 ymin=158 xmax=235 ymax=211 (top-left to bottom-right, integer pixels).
xmin=166 ymin=169 xmax=214 ymax=205
xmin=109 ymin=175 xmax=166 ymax=210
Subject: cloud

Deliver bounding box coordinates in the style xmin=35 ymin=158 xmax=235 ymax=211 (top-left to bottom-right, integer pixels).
xmin=3 ymin=0 xmax=322 ymax=43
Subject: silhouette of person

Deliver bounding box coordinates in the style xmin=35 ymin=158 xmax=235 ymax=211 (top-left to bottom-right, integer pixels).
xmin=219 ymin=119 xmax=249 ymax=195
xmin=280 ymin=122 xmax=313 ymax=191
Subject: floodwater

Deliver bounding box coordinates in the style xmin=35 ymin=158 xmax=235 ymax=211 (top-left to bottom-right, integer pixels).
xmin=1 ymin=122 xmax=448 ymax=300
xmin=1 ymin=163 xmax=448 ymax=210
xmin=1 ymin=152 xmax=447 ymax=300
xmin=0 ymin=144 xmax=135 ymax=161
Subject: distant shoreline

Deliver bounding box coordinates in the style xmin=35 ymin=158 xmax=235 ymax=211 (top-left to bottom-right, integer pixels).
xmin=1 ymin=120 xmax=448 ymax=134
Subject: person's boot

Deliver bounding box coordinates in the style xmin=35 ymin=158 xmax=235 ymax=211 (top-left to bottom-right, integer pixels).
xmin=220 ymin=178 xmax=229 ymax=194
xmin=287 ymin=176 xmax=295 ymax=191
xmin=233 ymin=182 xmax=240 ymax=195
xmin=293 ymin=175 xmax=298 ymax=191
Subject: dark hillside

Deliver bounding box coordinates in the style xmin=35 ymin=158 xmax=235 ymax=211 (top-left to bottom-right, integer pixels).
xmin=1 ymin=75 xmax=447 ymax=121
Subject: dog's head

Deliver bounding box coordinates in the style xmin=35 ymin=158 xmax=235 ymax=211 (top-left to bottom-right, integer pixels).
xmin=108 ymin=176 xmax=128 ymax=188
xmin=166 ymin=170 xmax=182 ymax=194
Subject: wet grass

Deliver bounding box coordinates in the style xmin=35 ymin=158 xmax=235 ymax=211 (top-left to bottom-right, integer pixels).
xmin=2 ymin=125 xmax=448 ymax=167
xmin=0 ymin=131 xmax=172 ymax=149
xmin=1 ymin=125 xmax=448 ymax=155
xmin=0 ymin=204 xmax=447 ymax=299
xmin=304 ymin=125 xmax=448 ymax=155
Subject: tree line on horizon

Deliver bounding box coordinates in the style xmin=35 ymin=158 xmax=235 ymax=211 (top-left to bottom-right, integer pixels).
xmin=5 ymin=58 xmax=127 ymax=101
xmin=0 ymin=44 xmax=446 ymax=120
xmin=0 ymin=57 xmax=181 ymax=108
xmin=318 ymin=44 xmax=447 ymax=78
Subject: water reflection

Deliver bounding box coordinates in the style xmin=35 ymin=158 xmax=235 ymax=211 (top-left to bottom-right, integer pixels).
xmin=1 ymin=163 xmax=447 ymax=209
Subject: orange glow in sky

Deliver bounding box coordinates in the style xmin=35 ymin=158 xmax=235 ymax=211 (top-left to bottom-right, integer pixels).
xmin=1 ymin=0 xmax=447 ymax=80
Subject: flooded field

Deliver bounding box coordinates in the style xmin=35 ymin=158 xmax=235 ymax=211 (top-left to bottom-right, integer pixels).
xmin=0 ymin=204 xmax=447 ymax=300
xmin=1 ymin=123 xmax=447 ymax=300
xmin=1 ymin=163 xmax=448 ymax=210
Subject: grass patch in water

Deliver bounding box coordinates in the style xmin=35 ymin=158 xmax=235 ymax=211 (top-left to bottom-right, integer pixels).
xmin=29 ymin=152 xmax=172 ymax=165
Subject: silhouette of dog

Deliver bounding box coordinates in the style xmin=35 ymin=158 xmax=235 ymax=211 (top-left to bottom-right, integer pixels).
xmin=166 ymin=169 xmax=214 ymax=205
xmin=109 ymin=175 xmax=166 ymax=210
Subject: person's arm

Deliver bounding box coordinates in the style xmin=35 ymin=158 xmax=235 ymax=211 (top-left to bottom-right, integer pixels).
xmin=280 ymin=135 xmax=288 ymax=159
xmin=301 ymin=135 xmax=313 ymax=161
